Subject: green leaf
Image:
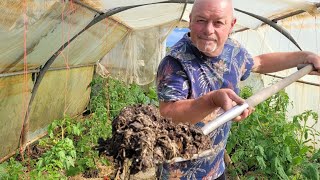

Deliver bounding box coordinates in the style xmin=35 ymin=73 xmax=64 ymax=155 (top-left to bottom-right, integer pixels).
xmin=247 ymin=176 xmax=255 ymax=180
xmin=72 ymin=125 xmax=81 ymax=136
xmin=304 ymin=131 xmax=309 ymax=140
xmin=100 ymin=158 xmax=110 ymax=166
xmin=70 ymin=150 xmax=77 ymax=158
xmin=37 ymin=159 xmax=44 ymax=169
xmin=255 ymin=145 xmax=265 ymax=158
xmin=292 ymin=156 xmax=303 ymax=165
xmin=65 ymin=156 xmax=75 ymax=170
xmin=256 ymin=156 xmax=266 ymax=169
xmin=58 ymin=151 xmax=66 ymax=159
xmin=274 ymin=157 xmax=289 ymax=180
xmin=66 ymin=166 xmax=82 ymax=176
xmin=311 ymin=149 xmax=320 ymax=161
xmin=285 ymin=146 xmax=292 ymax=162
xmin=299 ymin=146 xmax=309 ymax=155
xmin=54 ymin=160 xmax=64 ymax=169
xmin=302 ymin=163 xmax=319 ymax=180
xmin=0 ymin=162 xmax=9 ymax=179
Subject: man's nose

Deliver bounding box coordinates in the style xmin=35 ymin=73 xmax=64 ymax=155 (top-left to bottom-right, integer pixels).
xmin=204 ymin=22 xmax=215 ymax=35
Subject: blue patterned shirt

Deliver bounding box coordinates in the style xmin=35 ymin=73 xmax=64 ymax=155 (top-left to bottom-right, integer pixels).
xmin=156 ymin=33 xmax=253 ymax=179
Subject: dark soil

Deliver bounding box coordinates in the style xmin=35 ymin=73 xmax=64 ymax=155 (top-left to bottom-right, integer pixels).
xmin=83 ymin=168 xmax=99 ymax=178
xmin=29 ymin=144 xmax=46 ymax=159
xmin=97 ymin=104 xmax=212 ymax=174
xmin=15 ymin=143 xmax=46 ymax=162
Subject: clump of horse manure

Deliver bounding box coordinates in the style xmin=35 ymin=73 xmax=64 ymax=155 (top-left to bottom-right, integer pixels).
xmin=97 ymin=104 xmax=212 ymax=174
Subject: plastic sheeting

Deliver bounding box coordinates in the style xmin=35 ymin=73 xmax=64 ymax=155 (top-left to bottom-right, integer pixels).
xmin=1 ymin=1 xmax=92 ymax=73
xmin=0 ymin=66 xmax=93 ymax=160
xmin=0 ymin=1 xmax=128 ymax=74
xmin=1 ymin=0 xmax=319 ymax=79
xmin=99 ymin=22 xmax=175 ymax=85
xmin=97 ymin=0 xmax=319 ymax=30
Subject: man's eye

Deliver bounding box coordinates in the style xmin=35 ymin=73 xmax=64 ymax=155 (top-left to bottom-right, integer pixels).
xmin=214 ymin=21 xmax=225 ymax=27
xmin=197 ymin=19 xmax=206 ymax=23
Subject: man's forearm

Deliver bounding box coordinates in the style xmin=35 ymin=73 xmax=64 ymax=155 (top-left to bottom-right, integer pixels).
xmin=158 ymin=89 xmax=246 ymax=124
xmin=159 ymin=92 xmax=220 ymax=124
xmin=252 ymin=51 xmax=310 ymax=74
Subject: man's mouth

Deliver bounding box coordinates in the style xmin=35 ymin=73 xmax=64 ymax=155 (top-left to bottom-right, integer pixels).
xmin=199 ymin=36 xmax=216 ymax=41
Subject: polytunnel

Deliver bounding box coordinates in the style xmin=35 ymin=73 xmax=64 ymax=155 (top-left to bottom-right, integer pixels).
xmin=0 ymin=0 xmax=319 ymax=174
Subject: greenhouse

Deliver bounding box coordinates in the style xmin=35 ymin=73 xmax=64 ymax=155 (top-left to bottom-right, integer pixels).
xmin=0 ymin=0 xmax=320 ymax=179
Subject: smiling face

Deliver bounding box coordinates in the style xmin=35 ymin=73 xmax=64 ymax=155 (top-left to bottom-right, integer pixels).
xmin=189 ymin=0 xmax=236 ymax=57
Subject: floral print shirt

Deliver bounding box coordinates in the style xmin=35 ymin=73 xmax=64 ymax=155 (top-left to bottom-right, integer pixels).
xmin=156 ymin=33 xmax=253 ymax=179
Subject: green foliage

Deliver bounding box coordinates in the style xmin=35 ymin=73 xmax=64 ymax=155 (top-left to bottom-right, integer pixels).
xmin=0 ymin=158 xmax=25 ymax=180
xmin=31 ymin=138 xmax=76 ymax=179
xmin=88 ymin=75 xmax=108 ymax=116
xmin=47 ymin=116 xmax=84 ymax=140
xmin=106 ymin=77 xmax=158 ymax=119
xmin=227 ymin=86 xmax=320 ymax=179
xmin=302 ymin=163 xmax=319 ymax=180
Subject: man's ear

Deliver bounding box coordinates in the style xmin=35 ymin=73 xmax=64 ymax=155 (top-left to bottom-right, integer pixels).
xmin=229 ymin=18 xmax=237 ymax=33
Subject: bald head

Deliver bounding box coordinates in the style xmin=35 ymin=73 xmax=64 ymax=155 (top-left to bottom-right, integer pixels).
xmin=191 ymin=0 xmax=234 ymax=20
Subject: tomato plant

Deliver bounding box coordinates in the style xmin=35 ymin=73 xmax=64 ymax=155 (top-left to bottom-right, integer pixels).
xmin=227 ymin=87 xmax=320 ymax=180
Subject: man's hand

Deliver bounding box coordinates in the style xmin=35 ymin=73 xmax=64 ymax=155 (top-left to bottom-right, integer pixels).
xmin=303 ymin=51 xmax=320 ymax=75
xmin=209 ymin=89 xmax=253 ymax=122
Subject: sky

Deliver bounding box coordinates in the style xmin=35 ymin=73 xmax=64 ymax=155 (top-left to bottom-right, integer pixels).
xmin=166 ymin=28 xmax=189 ymax=47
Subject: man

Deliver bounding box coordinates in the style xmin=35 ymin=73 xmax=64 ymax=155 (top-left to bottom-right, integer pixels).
xmin=156 ymin=0 xmax=320 ymax=179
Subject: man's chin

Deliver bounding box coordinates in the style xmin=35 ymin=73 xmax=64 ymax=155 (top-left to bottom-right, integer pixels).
xmin=199 ymin=47 xmax=220 ymax=57
xmin=202 ymin=51 xmax=219 ymax=57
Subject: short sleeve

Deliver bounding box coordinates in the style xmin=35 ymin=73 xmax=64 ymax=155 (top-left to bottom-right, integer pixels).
xmin=240 ymin=47 xmax=254 ymax=81
xmin=156 ymin=56 xmax=190 ymax=101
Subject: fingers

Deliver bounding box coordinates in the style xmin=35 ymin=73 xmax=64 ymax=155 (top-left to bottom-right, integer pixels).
xmin=309 ymin=71 xmax=320 ymax=76
xmin=221 ymin=102 xmax=233 ymax=112
xmin=226 ymin=89 xmax=245 ymax=105
xmin=233 ymin=108 xmax=249 ymax=122
xmin=248 ymin=107 xmax=255 ymax=114
xmin=305 ymin=52 xmax=320 ymax=75
xmin=233 ymin=107 xmax=255 ymax=122
xmin=210 ymin=89 xmax=256 ymax=122
xmin=211 ymin=89 xmax=253 ymax=122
